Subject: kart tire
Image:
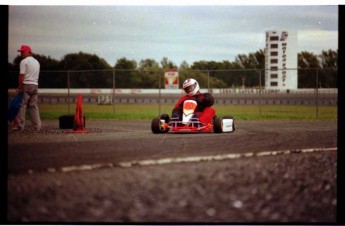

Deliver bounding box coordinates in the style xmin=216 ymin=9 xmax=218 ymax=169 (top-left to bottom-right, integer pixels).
xmin=223 ymin=116 xmax=236 ymax=132
xmin=59 ymin=115 xmax=86 ymax=129
xmin=214 ymin=116 xmax=236 ymax=133
xmin=160 ymin=114 xmax=170 ymax=122
xmin=151 ymin=117 xmax=169 ymax=134
xmin=213 ymin=117 xmax=223 ymax=133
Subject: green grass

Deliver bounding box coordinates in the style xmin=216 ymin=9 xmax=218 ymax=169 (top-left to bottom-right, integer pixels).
xmin=38 ymin=103 xmax=337 ymax=121
xmin=215 ymin=105 xmax=337 ymax=120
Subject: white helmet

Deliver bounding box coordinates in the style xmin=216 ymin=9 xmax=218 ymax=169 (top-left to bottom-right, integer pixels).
xmin=183 ymin=78 xmax=200 ymax=96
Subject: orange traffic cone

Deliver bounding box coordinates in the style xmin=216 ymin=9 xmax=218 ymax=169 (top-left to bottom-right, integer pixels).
xmin=67 ymin=94 xmax=87 ymax=133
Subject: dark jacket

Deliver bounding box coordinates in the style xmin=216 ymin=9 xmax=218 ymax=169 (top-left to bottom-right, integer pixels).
xmin=174 ymin=92 xmax=214 ymax=112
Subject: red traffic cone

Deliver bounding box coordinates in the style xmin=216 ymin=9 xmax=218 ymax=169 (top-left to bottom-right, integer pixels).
xmin=67 ymin=94 xmax=87 ymax=133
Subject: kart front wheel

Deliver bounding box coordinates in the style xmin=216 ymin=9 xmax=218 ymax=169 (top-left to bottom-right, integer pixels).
xmin=214 ymin=116 xmax=236 ymax=133
xmin=151 ymin=117 xmax=169 ymax=134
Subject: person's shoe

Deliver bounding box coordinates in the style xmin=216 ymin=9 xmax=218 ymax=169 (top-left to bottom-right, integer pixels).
xmin=9 ymin=127 xmax=23 ymax=133
xmin=17 ymin=126 xmax=25 ymax=132
xmin=11 ymin=126 xmax=19 ymax=131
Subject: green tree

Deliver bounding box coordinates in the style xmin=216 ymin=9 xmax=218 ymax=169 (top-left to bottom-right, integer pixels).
xmin=8 ymin=62 xmax=18 ymax=88
xmin=138 ymin=59 xmax=161 ymax=88
xmin=298 ymin=51 xmax=321 ymax=88
xmin=180 ymin=59 xmax=228 ymax=89
xmin=114 ymin=57 xmax=137 ymax=70
xmin=317 ymin=49 xmax=337 ymax=88
xmin=233 ymin=50 xmax=265 ymax=87
xmin=114 ymin=57 xmax=138 ymax=88
xmin=34 ymin=54 xmax=65 ymax=88
xmin=9 ymin=53 xmax=65 ymax=88
xmin=320 ymin=49 xmax=337 ymax=68
xmin=60 ymin=52 xmax=112 ymax=88
xmin=60 ymin=52 xmax=111 ymax=70
xmin=179 ymin=60 xmax=190 ymax=71
xmin=160 ymin=57 xmax=177 ymax=69
xmin=253 ymin=49 xmax=265 ymax=69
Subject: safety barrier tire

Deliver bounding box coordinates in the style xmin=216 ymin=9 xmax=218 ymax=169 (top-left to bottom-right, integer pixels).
xmin=59 ymin=115 xmax=86 ymax=129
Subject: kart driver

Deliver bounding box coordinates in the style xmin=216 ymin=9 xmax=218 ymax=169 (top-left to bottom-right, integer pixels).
xmin=171 ymin=78 xmax=216 ymax=127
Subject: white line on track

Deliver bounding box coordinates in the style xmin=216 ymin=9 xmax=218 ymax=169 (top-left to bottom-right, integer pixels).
xmin=28 ymin=147 xmax=337 ymax=174
xmin=118 ymin=147 xmax=337 ymax=167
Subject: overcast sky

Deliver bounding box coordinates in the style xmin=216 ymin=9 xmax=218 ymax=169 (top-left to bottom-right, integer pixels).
xmin=8 ymin=5 xmax=338 ymax=66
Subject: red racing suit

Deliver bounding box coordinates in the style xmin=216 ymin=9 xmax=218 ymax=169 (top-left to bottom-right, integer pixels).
xmin=173 ymin=91 xmax=216 ymax=125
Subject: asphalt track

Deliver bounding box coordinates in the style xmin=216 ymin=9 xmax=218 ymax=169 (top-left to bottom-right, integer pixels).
xmin=7 ymin=120 xmax=337 ymax=222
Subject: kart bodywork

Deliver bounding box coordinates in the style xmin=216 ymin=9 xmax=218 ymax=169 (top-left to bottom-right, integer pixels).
xmin=151 ymin=100 xmax=236 ymax=134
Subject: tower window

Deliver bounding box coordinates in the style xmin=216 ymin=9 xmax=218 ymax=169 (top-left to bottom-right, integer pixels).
xmin=270 ymin=51 xmax=278 ymax=56
xmin=270 ymin=74 xmax=278 ymax=79
xmin=270 ymin=82 xmax=278 ymax=86
xmin=270 ymin=44 xmax=278 ymax=48
xmin=271 ymin=59 xmax=278 ymax=64
xmin=270 ymin=36 xmax=279 ymax=41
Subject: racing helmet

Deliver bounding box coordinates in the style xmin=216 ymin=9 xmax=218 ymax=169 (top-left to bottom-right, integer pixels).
xmin=183 ymin=78 xmax=200 ymax=96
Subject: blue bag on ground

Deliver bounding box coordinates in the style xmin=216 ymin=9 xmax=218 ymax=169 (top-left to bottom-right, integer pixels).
xmin=8 ymin=92 xmax=23 ymax=122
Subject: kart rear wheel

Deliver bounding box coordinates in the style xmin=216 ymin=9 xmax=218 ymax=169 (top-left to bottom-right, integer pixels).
xmin=151 ymin=117 xmax=169 ymax=134
xmin=213 ymin=117 xmax=223 ymax=133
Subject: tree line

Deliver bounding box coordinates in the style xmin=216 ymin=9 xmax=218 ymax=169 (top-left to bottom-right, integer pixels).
xmin=8 ymin=49 xmax=337 ymax=89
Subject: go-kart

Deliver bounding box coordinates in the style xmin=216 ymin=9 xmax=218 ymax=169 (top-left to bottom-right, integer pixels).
xmin=151 ymin=100 xmax=236 ymax=134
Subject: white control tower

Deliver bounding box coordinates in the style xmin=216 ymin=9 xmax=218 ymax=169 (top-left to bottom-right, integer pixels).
xmin=264 ymin=30 xmax=298 ymax=90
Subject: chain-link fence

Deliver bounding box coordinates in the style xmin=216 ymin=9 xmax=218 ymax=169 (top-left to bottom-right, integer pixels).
xmin=8 ymin=68 xmax=337 ymax=119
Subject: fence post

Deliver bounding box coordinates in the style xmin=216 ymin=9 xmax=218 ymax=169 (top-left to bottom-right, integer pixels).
xmin=158 ymin=70 xmax=161 ymax=116
xmin=259 ymin=69 xmax=262 ymax=116
xmin=316 ymin=69 xmax=319 ymax=119
xmin=207 ymin=71 xmax=210 ymax=93
xmin=112 ymin=70 xmax=116 ymax=114
xmin=67 ymin=71 xmax=70 ymax=114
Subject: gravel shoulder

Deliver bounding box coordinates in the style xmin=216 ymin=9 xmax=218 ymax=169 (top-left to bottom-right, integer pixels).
xmin=7 ymin=120 xmax=338 ymax=222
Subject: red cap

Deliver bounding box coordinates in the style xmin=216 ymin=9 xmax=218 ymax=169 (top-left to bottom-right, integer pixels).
xmin=17 ymin=45 xmax=32 ymax=52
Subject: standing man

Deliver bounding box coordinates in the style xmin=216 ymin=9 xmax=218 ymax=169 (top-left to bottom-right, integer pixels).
xmin=17 ymin=45 xmax=41 ymax=131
